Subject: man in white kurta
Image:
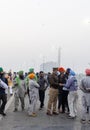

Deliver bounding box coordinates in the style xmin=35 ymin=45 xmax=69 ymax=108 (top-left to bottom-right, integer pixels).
xmin=28 ymin=73 xmax=40 ymax=117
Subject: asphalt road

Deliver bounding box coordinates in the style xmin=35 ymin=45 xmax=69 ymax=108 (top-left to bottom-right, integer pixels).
xmin=0 ymin=89 xmax=90 ymax=130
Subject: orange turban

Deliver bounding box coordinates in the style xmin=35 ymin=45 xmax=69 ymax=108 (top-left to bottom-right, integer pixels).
xmin=28 ymin=73 xmax=35 ymax=79
xmin=58 ymin=67 xmax=65 ymax=72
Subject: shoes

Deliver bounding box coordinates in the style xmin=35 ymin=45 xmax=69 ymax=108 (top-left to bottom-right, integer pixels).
xmin=80 ymin=119 xmax=86 ymax=124
xmin=22 ymin=107 xmax=25 ymax=111
xmin=46 ymin=112 xmax=52 ymax=116
xmin=68 ymin=115 xmax=75 ymax=119
xmin=39 ymin=105 xmax=44 ymax=110
xmin=29 ymin=113 xmax=37 ymax=117
xmin=2 ymin=113 xmax=6 ymax=116
xmin=13 ymin=108 xmax=18 ymax=112
xmin=46 ymin=111 xmax=59 ymax=116
xmin=0 ymin=112 xmax=6 ymax=116
xmin=32 ymin=113 xmax=37 ymax=117
xmin=10 ymin=94 xmax=13 ymax=96
xmin=60 ymin=111 xmax=65 ymax=114
xmin=39 ymin=107 xmax=42 ymax=110
xmin=87 ymin=120 xmax=90 ymax=124
xmin=53 ymin=112 xmax=59 ymax=115
xmin=80 ymin=119 xmax=90 ymax=124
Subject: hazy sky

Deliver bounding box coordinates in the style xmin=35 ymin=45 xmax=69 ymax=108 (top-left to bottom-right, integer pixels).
xmin=0 ymin=0 xmax=90 ymax=73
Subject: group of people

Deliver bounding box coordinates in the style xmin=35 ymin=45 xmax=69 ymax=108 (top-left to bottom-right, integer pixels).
xmin=46 ymin=67 xmax=78 ymax=119
xmin=0 ymin=66 xmax=90 ymax=124
xmin=0 ymin=67 xmax=48 ymax=117
xmin=47 ymin=67 xmax=90 ymax=124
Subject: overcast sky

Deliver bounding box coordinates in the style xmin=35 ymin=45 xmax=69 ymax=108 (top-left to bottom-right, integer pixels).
xmin=0 ymin=0 xmax=90 ymax=73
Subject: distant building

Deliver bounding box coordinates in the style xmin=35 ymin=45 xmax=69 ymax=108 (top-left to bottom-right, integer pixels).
xmin=40 ymin=61 xmax=58 ymax=73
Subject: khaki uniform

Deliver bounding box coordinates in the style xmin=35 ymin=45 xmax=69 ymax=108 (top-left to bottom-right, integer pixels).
xmin=47 ymin=72 xmax=59 ymax=114
xmin=47 ymin=88 xmax=58 ymax=112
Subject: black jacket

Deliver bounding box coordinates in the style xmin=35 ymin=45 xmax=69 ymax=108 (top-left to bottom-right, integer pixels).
xmin=0 ymin=73 xmax=8 ymax=94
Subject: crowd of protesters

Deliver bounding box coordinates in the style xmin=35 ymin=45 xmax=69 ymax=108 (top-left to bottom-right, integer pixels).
xmin=0 ymin=66 xmax=90 ymax=124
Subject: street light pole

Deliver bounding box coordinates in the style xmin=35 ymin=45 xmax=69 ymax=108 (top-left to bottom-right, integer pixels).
xmin=58 ymin=47 xmax=61 ymax=67
xmin=43 ymin=56 xmax=45 ymax=72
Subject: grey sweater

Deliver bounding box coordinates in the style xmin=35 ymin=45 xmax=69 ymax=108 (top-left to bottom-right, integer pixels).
xmin=80 ymin=76 xmax=90 ymax=93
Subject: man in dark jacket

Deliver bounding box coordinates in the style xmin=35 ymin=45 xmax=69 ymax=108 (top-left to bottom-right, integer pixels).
xmin=38 ymin=71 xmax=48 ymax=110
xmin=58 ymin=67 xmax=66 ymax=113
xmin=58 ymin=68 xmax=70 ymax=113
xmin=0 ymin=67 xmax=8 ymax=116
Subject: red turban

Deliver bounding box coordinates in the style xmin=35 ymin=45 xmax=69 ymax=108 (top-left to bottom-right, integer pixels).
xmin=58 ymin=67 xmax=65 ymax=72
xmin=85 ymin=69 xmax=90 ymax=76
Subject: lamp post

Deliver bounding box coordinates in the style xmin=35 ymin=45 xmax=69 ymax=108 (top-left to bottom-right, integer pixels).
xmin=43 ymin=56 xmax=45 ymax=72
xmin=58 ymin=47 xmax=61 ymax=67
